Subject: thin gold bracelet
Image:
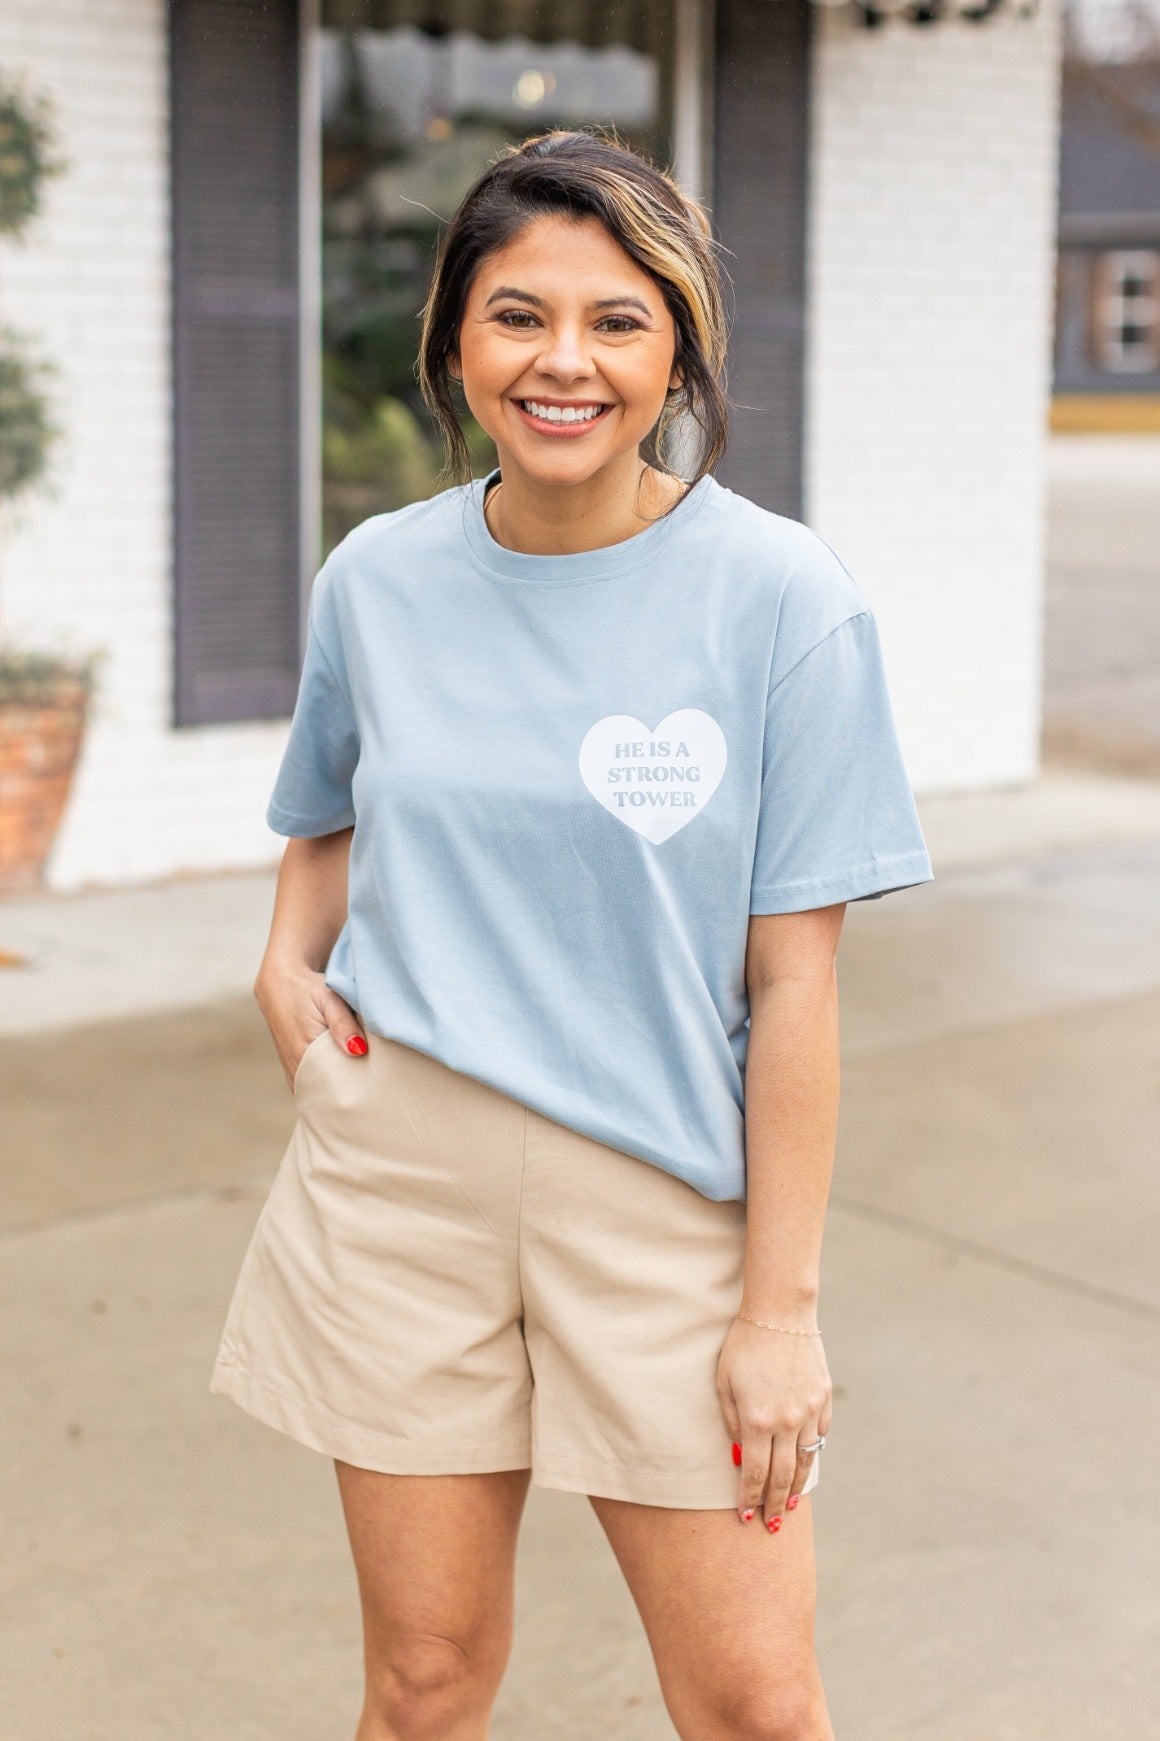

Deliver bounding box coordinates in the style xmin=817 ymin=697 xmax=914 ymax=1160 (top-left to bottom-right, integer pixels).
xmin=736 ymin=1311 xmax=822 ymax=1337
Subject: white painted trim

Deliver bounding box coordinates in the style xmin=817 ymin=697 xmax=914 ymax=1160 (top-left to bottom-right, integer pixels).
xmin=668 ymin=0 xmax=715 ymax=479
xmin=671 ymin=0 xmax=710 ymax=203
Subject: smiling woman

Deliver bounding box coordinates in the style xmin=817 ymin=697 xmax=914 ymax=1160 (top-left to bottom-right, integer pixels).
xmin=214 ymin=125 xmax=933 ymax=1741
xmin=417 ymin=130 xmax=728 ymax=553
xmin=449 ymin=210 xmax=688 ymax=546
xmin=317 ymin=6 xmax=677 ymax=552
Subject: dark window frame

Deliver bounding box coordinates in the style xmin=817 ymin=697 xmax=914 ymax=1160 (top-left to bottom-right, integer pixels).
xmin=711 ymin=0 xmax=811 ymax=519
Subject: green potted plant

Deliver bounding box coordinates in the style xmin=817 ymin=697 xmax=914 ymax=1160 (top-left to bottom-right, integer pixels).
xmin=0 ymin=71 xmax=101 ymax=894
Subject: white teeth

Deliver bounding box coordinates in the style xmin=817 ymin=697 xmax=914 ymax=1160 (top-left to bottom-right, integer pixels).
xmin=521 ymin=401 xmax=605 ymax=424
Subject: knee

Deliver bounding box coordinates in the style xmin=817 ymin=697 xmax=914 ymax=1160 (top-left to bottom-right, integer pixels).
xmin=695 ymin=1670 xmax=830 ymax=1741
xmin=365 ymin=1630 xmax=503 ymax=1739
xmin=734 ymin=1677 xmax=829 ymax=1741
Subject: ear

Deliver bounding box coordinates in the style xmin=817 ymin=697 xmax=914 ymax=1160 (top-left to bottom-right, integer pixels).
xmin=447 ymin=350 xmax=462 ymax=382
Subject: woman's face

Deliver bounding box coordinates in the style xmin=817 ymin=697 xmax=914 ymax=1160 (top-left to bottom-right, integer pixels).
xmin=452 ymin=212 xmax=681 ymax=490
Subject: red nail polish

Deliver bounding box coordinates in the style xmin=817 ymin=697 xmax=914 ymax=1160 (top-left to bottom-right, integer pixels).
xmin=787 ymin=1495 xmax=800 ymax=1511
xmin=742 ymin=1509 xmax=755 ymax=1522
xmin=346 ymin=1035 xmax=368 ymax=1056
xmin=768 ymin=1517 xmax=782 ymax=1532
xmin=732 ymin=1441 xmax=742 ymax=1467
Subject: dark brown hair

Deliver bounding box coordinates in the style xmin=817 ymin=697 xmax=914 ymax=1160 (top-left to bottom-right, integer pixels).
xmin=417 ymin=128 xmax=730 ymax=490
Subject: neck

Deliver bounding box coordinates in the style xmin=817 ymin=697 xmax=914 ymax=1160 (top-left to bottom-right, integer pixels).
xmin=485 ymin=449 xmax=687 ymax=556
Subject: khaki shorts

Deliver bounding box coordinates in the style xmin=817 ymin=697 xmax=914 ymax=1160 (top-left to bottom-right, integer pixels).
xmin=211 ymin=1030 xmax=821 ymax=1509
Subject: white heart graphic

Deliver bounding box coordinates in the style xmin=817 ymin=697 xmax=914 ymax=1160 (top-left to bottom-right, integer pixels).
xmin=578 ymin=710 xmax=728 ymax=844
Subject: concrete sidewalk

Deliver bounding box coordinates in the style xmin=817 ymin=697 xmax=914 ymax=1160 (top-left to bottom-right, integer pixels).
xmin=2 ymin=766 xmax=1160 ymax=1039
xmin=2 ymin=771 xmax=1159 ymax=1739
xmin=1045 ymin=436 xmax=1160 ymax=778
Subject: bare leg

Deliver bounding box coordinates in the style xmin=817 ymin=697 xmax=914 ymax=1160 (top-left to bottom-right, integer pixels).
xmin=335 ymin=1463 xmax=531 ymax=1741
xmin=590 ymin=1492 xmax=835 ymax=1741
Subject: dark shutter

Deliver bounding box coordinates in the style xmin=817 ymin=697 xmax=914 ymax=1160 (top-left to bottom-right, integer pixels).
xmin=171 ymin=0 xmax=302 ymax=726
xmin=712 ymin=0 xmax=811 ymax=517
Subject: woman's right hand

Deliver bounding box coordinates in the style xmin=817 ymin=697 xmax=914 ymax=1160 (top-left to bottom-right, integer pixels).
xmin=254 ymin=956 xmax=368 ymax=1092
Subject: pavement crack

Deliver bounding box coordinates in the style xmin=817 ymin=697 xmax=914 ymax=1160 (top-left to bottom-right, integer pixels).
xmin=829 ymin=1191 xmax=1160 ymax=1325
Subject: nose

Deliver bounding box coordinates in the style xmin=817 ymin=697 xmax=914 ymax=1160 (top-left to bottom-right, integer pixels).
xmin=532 ymin=320 xmax=597 ymax=386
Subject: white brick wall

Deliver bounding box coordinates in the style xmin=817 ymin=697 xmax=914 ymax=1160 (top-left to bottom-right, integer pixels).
xmin=806 ymin=2 xmax=1063 ymax=795
xmin=0 ymin=0 xmax=290 ymax=890
xmin=0 ymin=1 xmax=1064 ymax=893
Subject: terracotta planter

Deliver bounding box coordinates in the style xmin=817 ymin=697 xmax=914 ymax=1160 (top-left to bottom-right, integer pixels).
xmin=0 ymin=675 xmax=89 ymax=895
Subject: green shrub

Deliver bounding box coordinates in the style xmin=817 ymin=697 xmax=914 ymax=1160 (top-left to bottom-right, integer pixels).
xmin=0 ymin=74 xmax=64 ymax=507
xmin=0 ymin=326 xmax=56 ymax=500
xmin=0 ymin=73 xmax=65 ymax=239
xmin=0 ymin=647 xmax=102 ymax=707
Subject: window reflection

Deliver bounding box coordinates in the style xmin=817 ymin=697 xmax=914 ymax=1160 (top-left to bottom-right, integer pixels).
xmin=319 ymin=3 xmax=675 ymax=557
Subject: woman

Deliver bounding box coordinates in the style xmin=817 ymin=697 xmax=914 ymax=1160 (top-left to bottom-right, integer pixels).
xmin=212 ymin=129 xmax=933 ymax=1740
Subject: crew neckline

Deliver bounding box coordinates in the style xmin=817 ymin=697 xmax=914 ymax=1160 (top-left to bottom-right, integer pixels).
xmin=460 ymin=465 xmax=715 ymax=586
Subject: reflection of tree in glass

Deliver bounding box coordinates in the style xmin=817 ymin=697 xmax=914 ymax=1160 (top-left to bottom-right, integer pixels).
xmin=319 ymin=17 xmax=669 ymax=552
xmin=322 ymin=357 xmax=495 ymax=555
xmin=321 ymin=36 xmax=507 ymax=551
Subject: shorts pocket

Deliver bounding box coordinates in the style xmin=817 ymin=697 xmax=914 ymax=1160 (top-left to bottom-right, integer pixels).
xmin=291 ymin=1030 xmax=333 ymax=1096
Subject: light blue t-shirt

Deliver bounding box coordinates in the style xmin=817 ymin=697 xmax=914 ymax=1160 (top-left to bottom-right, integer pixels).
xmin=267 ymin=467 xmax=934 ymax=1202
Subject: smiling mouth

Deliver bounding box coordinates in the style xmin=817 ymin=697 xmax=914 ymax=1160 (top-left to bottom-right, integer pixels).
xmin=514 ymin=398 xmax=615 ymax=432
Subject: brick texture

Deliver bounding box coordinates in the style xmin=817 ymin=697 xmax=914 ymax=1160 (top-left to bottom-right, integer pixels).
xmin=0 ymin=0 xmax=291 ymax=891
xmin=806 ymin=3 xmax=1063 ymax=794
xmin=0 ymin=1 xmax=1064 ymax=889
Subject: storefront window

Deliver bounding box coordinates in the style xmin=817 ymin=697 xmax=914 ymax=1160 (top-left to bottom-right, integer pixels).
xmin=318 ymin=1 xmax=676 ymax=557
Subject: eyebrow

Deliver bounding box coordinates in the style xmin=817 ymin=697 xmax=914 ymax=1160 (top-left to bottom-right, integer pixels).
xmin=483 ymin=285 xmax=654 ymax=317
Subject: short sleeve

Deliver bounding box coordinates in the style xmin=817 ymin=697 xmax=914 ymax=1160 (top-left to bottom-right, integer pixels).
xmin=750 ymin=609 xmax=934 ymax=914
xmin=266 ymin=566 xmax=359 ymax=838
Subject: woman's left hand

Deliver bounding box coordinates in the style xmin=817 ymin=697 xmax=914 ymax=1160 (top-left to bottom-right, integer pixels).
xmin=716 ymin=1315 xmax=833 ymax=1530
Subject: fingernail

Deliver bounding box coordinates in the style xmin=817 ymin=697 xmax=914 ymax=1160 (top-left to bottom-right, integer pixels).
xmin=346 ymin=1035 xmax=368 ymax=1056
xmin=767 ymin=1516 xmax=782 ymax=1533
xmin=787 ymin=1495 xmax=800 ymax=1511
xmin=732 ymin=1441 xmax=742 ymax=1467
xmin=742 ymin=1509 xmax=755 ymax=1522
